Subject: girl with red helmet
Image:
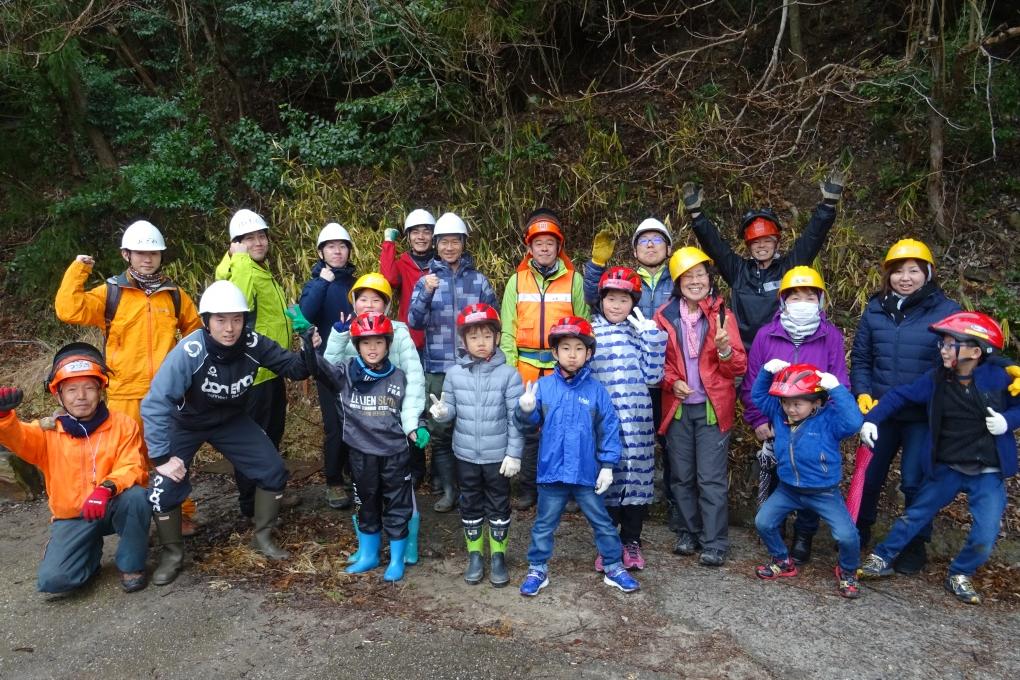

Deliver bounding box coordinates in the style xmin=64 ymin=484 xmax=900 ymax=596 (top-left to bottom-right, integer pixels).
xmin=428 ymin=304 xmax=524 ymax=587
xmin=859 ymin=311 xmax=1020 ymax=605
xmin=751 ymin=360 xmax=864 ymax=599
xmin=587 ymin=266 xmax=668 ymax=571
xmin=305 ymin=311 xmax=426 ymax=583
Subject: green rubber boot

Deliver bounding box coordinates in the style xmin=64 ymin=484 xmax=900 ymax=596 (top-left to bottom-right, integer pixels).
xmin=488 ymin=518 xmax=510 ymax=588
xmin=463 ymin=519 xmax=485 ymax=585
xmin=251 ymin=488 xmax=290 ymax=560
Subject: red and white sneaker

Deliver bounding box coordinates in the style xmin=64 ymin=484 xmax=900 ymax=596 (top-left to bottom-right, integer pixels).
xmin=623 ymin=542 xmax=646 ymax=570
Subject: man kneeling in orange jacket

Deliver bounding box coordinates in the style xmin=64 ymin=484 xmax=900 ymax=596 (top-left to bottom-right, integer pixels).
xmin=0 ymin=343 xmax=150 ymax=593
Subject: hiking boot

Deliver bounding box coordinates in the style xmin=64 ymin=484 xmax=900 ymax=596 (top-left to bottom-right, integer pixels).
xmin=622 ymin=542 xmax=645 ymax=571
xmin=836 ymin=566 xmax=861 ymax=599
xmin=755 ymin=556 xmax=798 ymax=580
xmin=119 ymin=571 xmax=147 ymax=593
xmin=790 ymin=532 xmax=814 ymax=565
xmin=520 ymin=568 xmax=549 ymax=597
xmin=513 ymin=493 xmax=536 ymax=511
xmin=699 ymin=549 xmax=726 ymax=567
xmin=858 ymin=553 xmax=894 ymax=579
xmin=945 ymin=574 xmax=981 ymax=605
xmin=673 ymin=532 xmax=700 ymax=556
xmin=325 ymin=485 xmax=351 ymax=510
xmin=894 ymin=537 xmax=927 ymax=575
xmin=603 ymin=565 xmax=640 ymax=593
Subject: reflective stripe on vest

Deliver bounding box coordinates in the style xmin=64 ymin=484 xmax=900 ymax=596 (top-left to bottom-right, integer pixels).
xmin=515 ymin=269 xmax=575 ymax=351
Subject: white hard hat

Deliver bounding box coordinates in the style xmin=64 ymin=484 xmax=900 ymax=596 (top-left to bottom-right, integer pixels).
xmin=632 ymin=218 xmax=672 ymax=248
xmin=317 ymin=222 xmax=352 ymax=248
xmin=433 ymin=212 xmax=468 ymax=239
xmin=121 ymin=220 xmax=166 ymax=251
xmin=404 ymin=209 xmax=436 ymax=232
xmin=198 ymin=280 xmax=250 ymax=314
xmin=229 ymin=209 xmax=269 ymax=240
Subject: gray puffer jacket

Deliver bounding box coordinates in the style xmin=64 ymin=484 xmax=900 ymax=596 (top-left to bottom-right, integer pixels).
xmin=435 ymin=348 xmax=525 ymax=464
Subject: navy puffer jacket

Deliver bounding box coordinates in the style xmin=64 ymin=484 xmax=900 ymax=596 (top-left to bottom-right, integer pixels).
xmin=850 ymin=287 xmax=960 ymax=420
xmin=299 ymin=261 xmax=356 ymax=353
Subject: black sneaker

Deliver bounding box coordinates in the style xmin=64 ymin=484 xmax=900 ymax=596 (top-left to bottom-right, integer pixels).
xmin=699 ymin=549 xmax=726 ymax=567
xmin=673 ymin=532 xmax=700 ymax=556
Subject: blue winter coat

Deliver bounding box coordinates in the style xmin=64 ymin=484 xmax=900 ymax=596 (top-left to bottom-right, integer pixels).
xmin=298 ymin=261 xmax=355 ymax=354
xmin=583 ymin=260 xmax=673 ymax=319
xmin=515 ymin=365 xmax=621 ymax=487
xmin=435 ymin=348 xmax=525 ymax=464
xmin=407 ymin=254 xmax=497 ymax=373
xmin=864 ymin=362 xmax=1020 ymax=479
xmin=850 ymin=288 xmax=960 ymax=419
xmin=751 ymin=368 xmax=863 ymax=489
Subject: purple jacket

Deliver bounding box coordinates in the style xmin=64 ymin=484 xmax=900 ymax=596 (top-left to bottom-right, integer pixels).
xmin=740 ymin=311 xmax=850 ymax=429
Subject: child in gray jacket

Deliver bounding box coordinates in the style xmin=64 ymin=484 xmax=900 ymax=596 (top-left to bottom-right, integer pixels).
xmin=429 ymin=303 xmax=524 ymax=587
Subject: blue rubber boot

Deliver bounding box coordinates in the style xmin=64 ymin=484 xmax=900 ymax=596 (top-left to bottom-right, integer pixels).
xmin=383 ymin=538 xmax=408 ymax=582
xmin=345 ymin=532 xmax=380 ymax=574
xmin=346 ymin=515 xmax=364 ymax=565
xmin=404 ymin=513 xmax=420 ymax=565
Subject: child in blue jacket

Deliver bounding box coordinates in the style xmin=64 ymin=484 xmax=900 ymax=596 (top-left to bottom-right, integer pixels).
xmin=751 ymin=360 xmax=864 ymax=599
xmin=514 ymin=316 xmax=639 ymax=596
xmin=859 ymin=312 xmax=1020 ymax=605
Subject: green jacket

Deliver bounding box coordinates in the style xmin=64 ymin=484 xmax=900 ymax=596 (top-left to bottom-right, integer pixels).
xmin=215 ymin=252 xmax=292 ymax=384
xmin=499 ymin=259 xmax=589 ymax=369
xmin=322 ymin=320 xmax=426 ymax=435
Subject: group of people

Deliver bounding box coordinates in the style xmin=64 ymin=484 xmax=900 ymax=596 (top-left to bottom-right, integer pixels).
xmin=1 ymin=168 xmax=1017 ymax=606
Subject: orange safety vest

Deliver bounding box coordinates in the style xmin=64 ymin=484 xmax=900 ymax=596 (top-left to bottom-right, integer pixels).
xmin=515 ymin=261 xmax=575 ymax=364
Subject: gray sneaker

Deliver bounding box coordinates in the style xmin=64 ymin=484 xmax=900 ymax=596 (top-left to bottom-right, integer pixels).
xmin=673 ymin=532 xmax=700 ymax=556
xmin=699 ymin=549 xmax=726 ymax=567
xmin=945 ymin=574 xmax=982 ymax=605
xmin=858 ymin=553 xmax=894 ymax=578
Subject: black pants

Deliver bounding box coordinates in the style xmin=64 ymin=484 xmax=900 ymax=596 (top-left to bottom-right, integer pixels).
xmin=517 ymin=429 xmax=540 ymax=498
xmin=607 ymin=504 xmax=649 ymax=545
xmin=351 ymin=448 xmax=412 ymax=540
xmin=456 ymin=459 xmax=511 ymax=523
xmin=315 ymin=380 xmax=350 ymax=487
xmin=149 ymin=414 xmax=288 ymax=513
xmin=236 ymin=377 xmax=287 ymax=516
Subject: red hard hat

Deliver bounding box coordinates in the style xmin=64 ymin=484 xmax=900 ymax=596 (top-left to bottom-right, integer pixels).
xmin=929 ymin=311 xmax=1004 ymax=354
xmin=46 ymin=342 xmax=110 ymax=395
xmin=524 ymin=218 xmax=564 ymax=246
xmin=350 ymin=312 xmax=394 ymax=341
xmin=769 ymin=363 xmax=825 ymax=398
xmin=598 ymin=266 xmax=642 ymax=302
xmin=548 ymin=316 xmax=596 ymax=349
xmin=457 ymin=303 xmax=501 ymax=335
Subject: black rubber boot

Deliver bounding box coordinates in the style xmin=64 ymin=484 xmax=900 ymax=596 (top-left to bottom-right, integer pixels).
xmin=488 ymin=519 xmax=510 ymax=588
xmin=433 ymin=452 xmax=458 ymax=513
xmin=894 ymin=537 xmax=927 ymax=575
xmin=251 ymin=488 xmax=290 ymax=560
xmin=790 ymin=532 xmax=814 ymax=565
xmin=152 ymin=508 xmax=184 ymax=586
xmin=463 ymin=519 xmax=485 ymax=584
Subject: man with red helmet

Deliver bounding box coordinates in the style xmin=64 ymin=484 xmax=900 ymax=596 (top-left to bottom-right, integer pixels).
xmin=500 ymin=208 xmax=590 ymax=509
xmin=859 ymin=311 xmax=1020 ymax=605
xmin=0 ymin=343 xmax=150 ymax=594
xmin=680 ymin=170 xmax=844 ymax=347
xmin=751 ymin=360 xmax=863 ymax=599
xmin=429 ymin=303 xmax=524 ymax=587
xmin=305 ymin=311 xmax=426 ymax=583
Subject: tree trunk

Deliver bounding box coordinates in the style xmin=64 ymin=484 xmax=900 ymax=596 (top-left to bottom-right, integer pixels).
xmin=106 ymin=25 xmax=160 ymax=95
xmin=926 ymin=3 xmax=950 ymax=241
xmin=787 ymin=2 xmax=806 ymax=78
xmin=66 ymin=66 xmax=118 ymax=171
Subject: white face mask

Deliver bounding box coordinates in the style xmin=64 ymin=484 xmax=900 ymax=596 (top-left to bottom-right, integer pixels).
xmin=783 ymin=301 xmax=820 ymax=325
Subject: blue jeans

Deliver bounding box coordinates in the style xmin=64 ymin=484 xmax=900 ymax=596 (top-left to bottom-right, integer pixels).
xmin=859 ymin=419 xmax=931 ymax=539
xmin=37 ymin=486 xmax=151 ymax=593
xmin=755 ymin=483 xmax=860 ymax=571
xmin=527 ymin=482 xmax=623 ymax=573
xmin=875 ymin=466 xmax=1006 ymax=576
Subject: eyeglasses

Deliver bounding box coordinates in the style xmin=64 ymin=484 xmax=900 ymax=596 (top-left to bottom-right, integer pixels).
xmin=937 ymin=340 xmax=976 ymax=350
xmin=637 ymin=236 xmax=666 ymax=247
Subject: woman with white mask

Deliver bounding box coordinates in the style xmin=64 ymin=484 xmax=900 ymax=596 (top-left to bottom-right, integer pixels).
xmin=740 ymin=266 xmax=850 ymax=565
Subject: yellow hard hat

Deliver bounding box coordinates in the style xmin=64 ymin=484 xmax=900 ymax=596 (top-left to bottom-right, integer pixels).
xmin=668 ymin=247 xmax=713 ymax=281
xmin=349 ymin=272 xmax=393 ymax=304
xmin=779 ymin=266 xmax=826 ymax=296
xmin=884 ymin=239 xmax=934 ymax=267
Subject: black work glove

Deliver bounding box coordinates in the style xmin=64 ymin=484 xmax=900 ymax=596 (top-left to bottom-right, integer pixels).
xmin=0 ymin=387 xmax=24 ymax=415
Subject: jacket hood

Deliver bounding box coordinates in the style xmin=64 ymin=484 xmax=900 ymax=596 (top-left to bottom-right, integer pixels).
xmin=553 ymin=363 xmax=592 ymax=385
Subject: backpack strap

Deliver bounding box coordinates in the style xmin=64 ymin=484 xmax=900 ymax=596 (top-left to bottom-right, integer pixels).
xmin=103 ymin=278 xmax=122 ymax=340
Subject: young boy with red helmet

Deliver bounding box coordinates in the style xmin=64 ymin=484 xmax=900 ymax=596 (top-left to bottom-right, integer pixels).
xmin=859 ymin=311 xmax=1020 ymax=605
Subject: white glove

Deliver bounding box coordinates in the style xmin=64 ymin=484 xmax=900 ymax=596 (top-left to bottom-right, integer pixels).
xmin=763 ymin=359 xmax=790 ymax=374
xmin=155 ymin=456 xmax=187 ymax=483
xmin=627 ymin=308 xmax=658 ymax=333
xmin=816 ymin=370 xmax=840 ymax=391
xmin=594 ymin=468 xmax=613 ymax=495
xmin=985 ymin=407 xmax=1008 ymax=436
xmin=518 ymin=381 xmax=537 ymax=413
xmin=860 ymin=422 xmax=878 ymax=448
xmin=428 ymin=393 xmax=449 ymax=420
xmin=499 ymin=456 xmax=521 ymax=478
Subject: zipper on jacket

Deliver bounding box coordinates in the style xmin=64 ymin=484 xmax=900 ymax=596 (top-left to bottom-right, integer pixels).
xmin=788 ymin=431 xmax=800 ymax=486
xmin=537 ymin=270 xmax=547 ymax=350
